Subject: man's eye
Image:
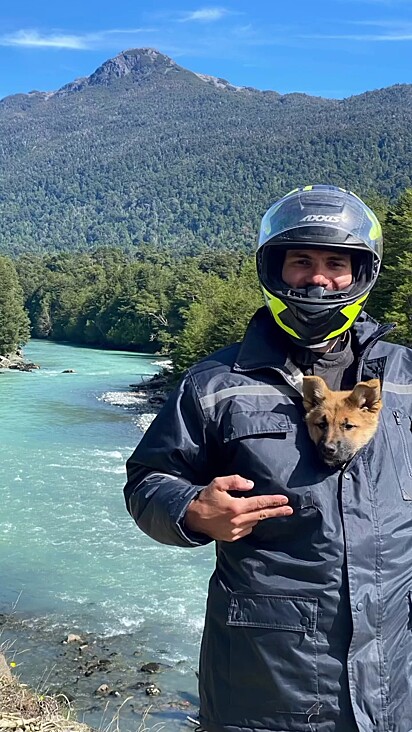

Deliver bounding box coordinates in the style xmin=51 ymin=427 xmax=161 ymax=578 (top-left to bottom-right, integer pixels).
xmin=329 ymin=261 xmax=346 ymax=269
xmin=294 ymin=259 xmax=311 ymax=266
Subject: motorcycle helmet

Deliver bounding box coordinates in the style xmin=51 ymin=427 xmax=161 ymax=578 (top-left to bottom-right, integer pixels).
xmin=256 ymin=184 xmax=383 ymax=347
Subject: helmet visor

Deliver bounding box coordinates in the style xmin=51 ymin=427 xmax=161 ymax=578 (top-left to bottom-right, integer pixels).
xmin=259 ymin=188 xmax=382 ymax=259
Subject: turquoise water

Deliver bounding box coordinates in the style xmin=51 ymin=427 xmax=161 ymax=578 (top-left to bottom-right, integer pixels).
xmin=0 ymin=340 xmax=214 ymax=726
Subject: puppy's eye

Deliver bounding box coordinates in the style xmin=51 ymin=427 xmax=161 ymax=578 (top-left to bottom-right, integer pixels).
xmin=315 ymin=421 xmax=327 ymax=430
xmin=344 ymin=423 xmax=356 ymax=431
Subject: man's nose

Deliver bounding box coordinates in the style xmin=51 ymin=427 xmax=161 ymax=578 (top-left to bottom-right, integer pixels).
xmin=306 ymin=271 xmax=330 ymax=286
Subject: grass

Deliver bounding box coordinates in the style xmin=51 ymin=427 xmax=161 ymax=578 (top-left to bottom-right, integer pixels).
xmin=0 ymin=672 xmax=90 ymax=732
xmin=0 ymin=675 xmax=167 ymax=732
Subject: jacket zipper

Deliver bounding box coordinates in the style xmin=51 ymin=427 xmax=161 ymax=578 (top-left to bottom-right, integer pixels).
xmin=393 ymin=410 xmax=412 ymax=478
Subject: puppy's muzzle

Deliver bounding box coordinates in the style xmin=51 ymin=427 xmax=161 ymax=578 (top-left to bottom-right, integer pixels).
xmin=318 ymin=441 xmax=354 ymax=467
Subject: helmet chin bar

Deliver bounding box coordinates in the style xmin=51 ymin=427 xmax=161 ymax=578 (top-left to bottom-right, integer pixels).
xmin=306 ymin=285 xmax=326 ymax=299
xmin=262 ymin=284 xmax=369 ymax=348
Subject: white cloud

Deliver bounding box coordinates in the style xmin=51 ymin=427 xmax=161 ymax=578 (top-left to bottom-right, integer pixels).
xmin=180 ymin=7 xmax=230 ymax=22
xmin=0 ymin=30 xmax=89 ymax=49
xmin=0 ymin=28 xmax=156 ymax=50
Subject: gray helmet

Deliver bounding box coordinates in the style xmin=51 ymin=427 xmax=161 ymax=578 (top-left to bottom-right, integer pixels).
xmin=256 ymin=185 xmax=383 ymax=346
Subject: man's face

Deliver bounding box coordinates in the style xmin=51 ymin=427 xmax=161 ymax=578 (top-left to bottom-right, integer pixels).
xmin=282 ymin=249 xmax=352 ymax=291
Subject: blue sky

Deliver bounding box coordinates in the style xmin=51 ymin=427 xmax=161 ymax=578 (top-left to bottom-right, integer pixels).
xmin=1 ymin=0 xmax=412 ymax=100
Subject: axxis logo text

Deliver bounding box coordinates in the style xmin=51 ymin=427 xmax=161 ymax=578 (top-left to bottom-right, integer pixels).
xmin=300 ymin=214 xmax=342 ymax=223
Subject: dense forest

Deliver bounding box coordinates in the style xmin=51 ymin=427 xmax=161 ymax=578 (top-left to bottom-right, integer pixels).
xmin=1 ymin=48 xmax=412 ymax=256
xmin=1 ymin=187 xmax=410 ymax=372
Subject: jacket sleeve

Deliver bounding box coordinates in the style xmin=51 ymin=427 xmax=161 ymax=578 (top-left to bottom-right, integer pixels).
xmin=124 ymin=369 xmax=214 ymax=548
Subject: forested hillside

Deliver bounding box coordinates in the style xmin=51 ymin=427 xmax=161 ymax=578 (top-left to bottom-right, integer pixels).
xmin=1 ymin=48 xmax=412 ymax=255
xmin=4 ymin=187 xmax=409 ymax=370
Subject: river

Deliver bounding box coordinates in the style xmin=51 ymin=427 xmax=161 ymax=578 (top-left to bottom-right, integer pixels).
xmin=0 ymin=339 xmax=215 ymax=730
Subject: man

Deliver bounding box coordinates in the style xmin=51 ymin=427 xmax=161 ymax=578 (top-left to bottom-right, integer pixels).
xmin=124 ymin=185 xmax=412 ymax=732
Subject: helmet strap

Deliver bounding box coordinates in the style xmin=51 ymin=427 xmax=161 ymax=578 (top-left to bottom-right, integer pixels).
xmin=304 ymin=336 xmax=341 ymax=353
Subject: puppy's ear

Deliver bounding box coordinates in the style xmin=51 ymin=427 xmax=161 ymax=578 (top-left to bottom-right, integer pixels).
xmin=302 ymin=376 xmax=328 ymax=412
xmin=347 ymin=379 xmax=382 ymax=412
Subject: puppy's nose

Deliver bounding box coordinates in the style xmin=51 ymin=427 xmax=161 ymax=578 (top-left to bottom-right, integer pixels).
xmin=322 ymin=443 xmax=338 ymax=456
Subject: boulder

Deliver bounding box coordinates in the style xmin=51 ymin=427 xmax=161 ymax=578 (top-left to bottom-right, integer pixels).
xmin=140 ymin=662 xmax=161 ymax=674
xmin=63 ymin=633 xmax=83 ymax=644
xmin=145 ymin=683 xmax=161 ymax=696
xmin=96 ymin=684 xmax=110 ymax=695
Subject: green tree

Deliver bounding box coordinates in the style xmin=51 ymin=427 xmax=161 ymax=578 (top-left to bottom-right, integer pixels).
xmin=173 ymin=258 xmax=263 ymax=374
xmin=368 ymin=188 xmax=412 ymax=322
xmin=384 ymin=251 xmax=412 ymax=345
xmin=0 ymin=255 xmax=30 ymax=354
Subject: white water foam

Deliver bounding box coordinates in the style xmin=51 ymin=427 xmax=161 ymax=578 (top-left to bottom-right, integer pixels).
xmin=150 ymin=359 xmax=172 ymax=369
xmin=98 ymin=391 xmax=145 ymax=407
xmin=89 ymin=449 xmax=123 ymax=459
xmin=133 ymin=413 xmax=157 ymax=431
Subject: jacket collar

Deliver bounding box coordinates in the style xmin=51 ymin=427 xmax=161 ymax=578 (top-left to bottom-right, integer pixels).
xmin=233 ymin=306 xmax=394 ymax=374
xmin=233 ymin=308 xmax=291 ymax=372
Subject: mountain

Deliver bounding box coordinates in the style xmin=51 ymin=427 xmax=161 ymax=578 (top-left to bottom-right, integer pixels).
xmin=1 ymin=48 xmax=412 ymax=255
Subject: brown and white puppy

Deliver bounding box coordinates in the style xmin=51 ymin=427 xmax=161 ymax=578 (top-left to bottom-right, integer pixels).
xmin=302 ymin=375 xmax=382 ymax=467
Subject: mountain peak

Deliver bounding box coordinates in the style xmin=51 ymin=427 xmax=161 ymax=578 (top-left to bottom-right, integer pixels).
xmin=57 ymin=48 xmax=178 ymax=94
xmin=91 ymin=48 xmax=177 ymax=82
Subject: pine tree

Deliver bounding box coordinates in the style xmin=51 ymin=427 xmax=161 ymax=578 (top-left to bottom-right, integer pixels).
xmin=368 ymin=188 xmax=412 ymax=323
xmin=384 ymin=251 xmax=412 ymax=345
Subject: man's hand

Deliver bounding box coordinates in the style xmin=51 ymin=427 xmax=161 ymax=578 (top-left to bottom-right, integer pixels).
xmin=184 ymin=474 xmax=293 ymax=542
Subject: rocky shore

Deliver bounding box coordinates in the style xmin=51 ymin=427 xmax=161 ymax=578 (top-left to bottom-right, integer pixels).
xmin=129 ymin=370 xmax=172 ymax=408
xmin=0 ymin=350 xmax=39 ymax=372
xmin=98 ymin=367 xmax=173 ymax=433
xmin=0 ymin=611 xmax=199 ymax=732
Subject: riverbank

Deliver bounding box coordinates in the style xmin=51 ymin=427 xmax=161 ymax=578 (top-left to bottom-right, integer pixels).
xmin=129 ymin=370 xmax=172 ymax=407
xmin=0 ymin=652 xmax=90 ymax=732
xmin=0 ymin=610 xmax=199 ymax=731
xmin=0 ymin=350 xmax=39 ymax=372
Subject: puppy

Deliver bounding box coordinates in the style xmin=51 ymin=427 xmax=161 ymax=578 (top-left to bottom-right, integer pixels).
xmin=302 ymin=375 xmax=382 ymax=467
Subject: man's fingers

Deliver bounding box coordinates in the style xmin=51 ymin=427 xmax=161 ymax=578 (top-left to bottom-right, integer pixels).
xmin=237 ymin=493 xmax=290 ymax=514
xmin=232 ymin=504 xmax=293 ymax=527
xmin=211 ymin=475 xmax=254 ymax=492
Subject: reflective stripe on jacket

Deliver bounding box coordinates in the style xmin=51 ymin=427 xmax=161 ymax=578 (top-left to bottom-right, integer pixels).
xmin=124 ymin=308 xmax=412 ymax=732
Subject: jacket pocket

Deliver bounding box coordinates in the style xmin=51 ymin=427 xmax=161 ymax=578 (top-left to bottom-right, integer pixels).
xmin=227 ymin=593 xmax=319 ymax=715
xmin=387 ymin=411 xmax=412 ymax=500
xmin=223 ymin=411 xmax=293 ymax=443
